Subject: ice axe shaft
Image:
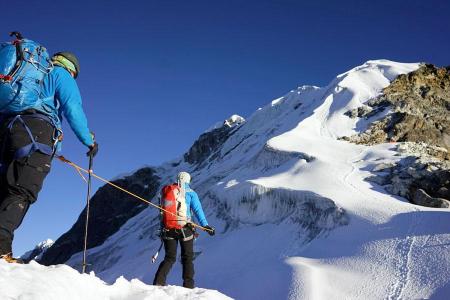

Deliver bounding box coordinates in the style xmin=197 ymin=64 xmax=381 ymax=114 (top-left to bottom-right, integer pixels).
xmin=82 ymin=154 xmax=94 ymax=273
xmin=152 ymin=241 xmax=164 ymax=264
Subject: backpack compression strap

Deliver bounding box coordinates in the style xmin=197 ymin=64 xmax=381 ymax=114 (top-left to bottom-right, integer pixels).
xmin=0 ymin=32 xmax=25 ymax=83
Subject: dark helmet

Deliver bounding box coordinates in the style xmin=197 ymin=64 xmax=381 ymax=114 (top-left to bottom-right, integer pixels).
xmin=51 ymin=52 xmax=80 ymax=78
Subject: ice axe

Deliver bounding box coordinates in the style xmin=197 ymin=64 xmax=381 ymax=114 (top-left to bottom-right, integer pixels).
xmin=151 ymin=241 xmax=164 ymax=264
xmin=82 ymin=146 xmax=95 ymax=273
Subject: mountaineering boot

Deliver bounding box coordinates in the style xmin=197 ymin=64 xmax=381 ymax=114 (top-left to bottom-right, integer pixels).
xmin=0 ymin=253 xmax=24 ymax=264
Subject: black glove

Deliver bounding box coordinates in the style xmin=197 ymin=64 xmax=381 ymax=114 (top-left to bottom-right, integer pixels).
xmin=204 ymin=225 xmax=215 ymax=236
xmin=86 ymin=142 xmax=99 ymax=157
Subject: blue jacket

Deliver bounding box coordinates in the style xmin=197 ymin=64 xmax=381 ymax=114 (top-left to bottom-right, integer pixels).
xmin=39 ymin=66 xmax=93 ymax=147
xmin=183 ymin=183 xmax=208 ymax=227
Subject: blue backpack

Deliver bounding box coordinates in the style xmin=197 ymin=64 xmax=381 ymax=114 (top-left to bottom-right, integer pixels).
xmin=0 ymin=32 xmax=53 ymax=113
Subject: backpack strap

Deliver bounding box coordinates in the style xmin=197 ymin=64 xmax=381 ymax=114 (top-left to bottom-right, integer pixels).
xmin=0 ymin=41 xmax=22 ymax=83
xmin=3 ymin=33 xmax=25 ymax=82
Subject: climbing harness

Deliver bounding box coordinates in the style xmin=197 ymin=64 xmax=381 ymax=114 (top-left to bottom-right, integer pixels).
xmin=0 ymin=112 xmax=56 ymax=174
xmin=7 ymin=114 xmax=54 ymax=159
xmin=151 ymin=225 xmax=198 ymax=264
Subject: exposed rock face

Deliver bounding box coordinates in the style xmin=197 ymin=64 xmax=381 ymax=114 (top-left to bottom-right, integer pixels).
xmin=342 ymin=64 xmax=450 ymax=208
xmin=343 ymin=64 xmax=450 ymax=159
xmin=366 ymin=143 xmax=450 ymax=208
xmin=184 ymin=126 xmax=233 ymax=165
xmin=39 ymin=168 xmax=160 ymax=265
xmin=412 ymin=189 xmax=449 ymax=208
xmin=184 ymin=125 xmax=238 ymax=166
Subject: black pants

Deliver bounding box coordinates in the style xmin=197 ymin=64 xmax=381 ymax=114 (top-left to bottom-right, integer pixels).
xmin=0 ymin=114 xmax=54 ymax=255
xmin=153 ymin=227 xmax=195 ymax=288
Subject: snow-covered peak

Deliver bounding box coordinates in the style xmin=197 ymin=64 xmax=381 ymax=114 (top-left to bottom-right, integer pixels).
xmin=20 ymin=239 xmax=54 ymax=262
xmin=37 ymin=239 xmax=54 ymax=248
xmin=220 ymin=60 xmax=420 ymax=154
xmin=336 ymin=59 xmax=420 ymax=81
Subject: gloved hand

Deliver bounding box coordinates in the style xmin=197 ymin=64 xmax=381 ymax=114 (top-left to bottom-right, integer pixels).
xmin=204 ymin=225 xmax=215 ymax=236
xmin=86 ymin=142 xmax=99 ymax=157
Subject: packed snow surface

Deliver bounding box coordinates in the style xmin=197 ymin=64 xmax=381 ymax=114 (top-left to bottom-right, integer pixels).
xmin=34 ymin=60 xmax=450 ymax=299
xmin=0 ymin=261 xmax=231 ymax=300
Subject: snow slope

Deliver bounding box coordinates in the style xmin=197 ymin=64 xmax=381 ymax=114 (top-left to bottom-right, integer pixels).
xmin=0 ymin=260 xmax=231 ymax=300
xmin=56 ymin=60 xmax=450 ymax=299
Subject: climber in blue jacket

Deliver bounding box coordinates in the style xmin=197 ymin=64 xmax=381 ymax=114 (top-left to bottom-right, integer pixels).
xmin=153 ymin=172 xmax=215 ymax=289
xmin=0 ymin=52 xmax=98 ymax=263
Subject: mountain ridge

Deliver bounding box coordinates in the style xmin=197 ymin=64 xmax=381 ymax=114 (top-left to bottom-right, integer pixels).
xmin=37 ymin=60 xmax=450 ymax=299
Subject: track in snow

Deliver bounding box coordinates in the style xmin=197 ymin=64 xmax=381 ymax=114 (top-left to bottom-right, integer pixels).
xmin=386 ymin=211 xmax=421 ymax=300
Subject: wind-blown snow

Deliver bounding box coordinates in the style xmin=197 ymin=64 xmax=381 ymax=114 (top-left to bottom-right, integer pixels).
xmin=0 ymin=261 xmax=231 ymax=300
xmin=53 ymin=60 xmax=450 ymax=299
xmin=206 ymin=114 xmax=245 ymax=133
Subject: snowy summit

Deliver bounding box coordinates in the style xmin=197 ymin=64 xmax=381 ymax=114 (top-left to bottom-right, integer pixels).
xmin=20 ymin=239 xmax=54 ymax=263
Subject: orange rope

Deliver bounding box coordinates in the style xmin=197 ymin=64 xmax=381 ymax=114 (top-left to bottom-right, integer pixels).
xmin=75 ymin=167 xmax=88 ymax=183
xmin=56 ymin=155 xmax=211 ymax=232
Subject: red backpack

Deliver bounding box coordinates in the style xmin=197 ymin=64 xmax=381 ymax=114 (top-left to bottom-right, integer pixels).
xmin=161 ymin=184 xmax=188 ymax=229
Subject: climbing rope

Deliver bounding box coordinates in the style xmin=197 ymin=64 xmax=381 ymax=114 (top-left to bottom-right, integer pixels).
xmin=56 ymin=155 xmax=212 ymax=233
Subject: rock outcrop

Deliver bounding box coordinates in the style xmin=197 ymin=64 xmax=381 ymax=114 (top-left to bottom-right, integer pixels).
xmin=412 ymin=189 xmax=449 ymax=208
xmin=343 ymin=64 xmax=450 ymax=208
xmin=184 ymin=116 xmax=244 ymax=166
xmin=184 ymin=126 xmax=235 ymax=166
xmin=366 ymin=143 xmax=450 ymax=208
xmin=343 ymin=64 xmax=450 ymax=158
xmin=381 ymin=64 xmax=450 ymax=151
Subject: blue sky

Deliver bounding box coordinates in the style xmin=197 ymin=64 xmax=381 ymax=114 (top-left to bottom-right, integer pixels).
xmin=4 ymin=0 xmax=449 ymax=255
